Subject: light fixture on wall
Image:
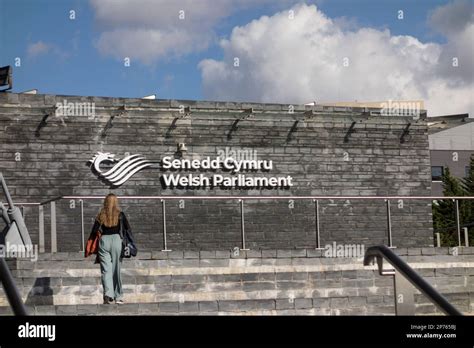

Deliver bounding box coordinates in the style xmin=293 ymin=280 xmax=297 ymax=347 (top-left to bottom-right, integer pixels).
xmin=181 ymin=106 xmax=191 ymax=118
xmin=303 ymin=109 xmax=315 ymax=120
xmin=101 ymin=115 xmax=115 ymax=138
xmin=175 ymin=142 xmax=188 ymax=158
xmin=226 ymin=108 xmax=255 ymax=141
xmin=286 ymin=120 xmax=299 ymax=142
xmin=34 ymin=105 xmax=58 ymax=137
xmin=177 ymin=143 xmax=188 ymax=152
xmin=400 ymin=122 xmax=411 ymax=143
xmin=101 ymin=105 xmax=127 ymax=138
xmin=344 ymin=121 xmax=357 ymax=143
xmin=241 ymin=108 xmax=254 ymax=120
xmin=227 ymin=119 xmax=240 ymax=140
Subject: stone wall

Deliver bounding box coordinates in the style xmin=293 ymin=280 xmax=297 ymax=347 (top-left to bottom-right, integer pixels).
xmin=1 ymin=247 xmax=473 ymax=315
xmin=0 ymin=93 xmax=433 ymax=251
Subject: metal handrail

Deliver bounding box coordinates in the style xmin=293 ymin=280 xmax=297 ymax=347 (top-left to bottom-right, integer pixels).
xmin=0 ymin=173 xmax=29 ymax=315
xmin=9 ymin=195 xmax=474 ymax=253
xmin=0 ymin=258 xmax=28 ymax=315
xmin=364 ymin=245 xmax=462 ymax=316
xmin=37 ymin=195 xmax=474 ymax=203
xmin=6 ymin=195 xmax=473 ymax=206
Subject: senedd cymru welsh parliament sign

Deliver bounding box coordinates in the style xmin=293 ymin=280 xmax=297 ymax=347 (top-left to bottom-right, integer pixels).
xmin=88 ymin=151 xmax=293 ymax=189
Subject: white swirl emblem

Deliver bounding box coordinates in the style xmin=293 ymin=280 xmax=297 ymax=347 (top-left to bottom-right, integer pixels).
xmin=88 ymin=152 xmax=155 ymax=187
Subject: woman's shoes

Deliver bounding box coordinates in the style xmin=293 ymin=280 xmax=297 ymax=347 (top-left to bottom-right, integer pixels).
xmin=103 ymin=296 xmax=124 ymax=304
xmin=103 ymin=296 xmax=114 ymax=304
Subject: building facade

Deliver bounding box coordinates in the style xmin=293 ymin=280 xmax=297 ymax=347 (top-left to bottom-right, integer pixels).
xmin=429 ymin=115 xmax=474 ymax=196
xmin=0 ymin=93 xmax=434 ymax=251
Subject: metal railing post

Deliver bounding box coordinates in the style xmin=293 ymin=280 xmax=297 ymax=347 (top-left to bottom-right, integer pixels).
xmin=240 ymin=199 xmax=249 ymax=250
xmin=314 ymin=199 xmax=322 ymax=249
xmin=161 ymin=199 xmax=171 ymax=251
xmin=463 ymin=227 xmax=469 ymax=247
xmin=38 ymin=205 xmax=44 ymax=253
xmin=393 ymin=271 xmax=415 ymax=315
xmin=50 ymin=201 xmax=57 ymax=253
xmin=454 ymin=199 xmax=461 ymax=247
xmin=79 ymin=199 xmax=85 ymax=252
xmin=13 ymin=195 xmax=474 ymax=255
xmin=385 ymin=199 xmax=393 ymax=248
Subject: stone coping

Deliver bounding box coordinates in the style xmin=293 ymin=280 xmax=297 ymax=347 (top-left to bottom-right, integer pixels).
xmin=0 ymin=92 xmax=427 ymax=117
xmin=7 ymin=247 xmax=474 ymax=262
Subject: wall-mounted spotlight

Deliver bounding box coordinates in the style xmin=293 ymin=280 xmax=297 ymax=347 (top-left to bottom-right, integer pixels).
xmin=344 ymin=121 xmax=357 ymax=143
xmin=177 ymin=143 xmax=188 ymax=152
xmin=35 ymin=114 xmax=50 ymax=137
xmin=34 ymin=105 xmax=57 ymax=137
xmin=175 ymin=143 xmax=188 ymax=158
xmin=101 ymin=105 xmax=127 ymax=138
xmin=226 ymin=108 xmax=255 ymax=140
xmin=101 ymin=115 xmax=115 ymax=138
xmin=240 ymin=108 xmax=254 ymax=120
xmin=176 ymin=106 xmax=192 ymax=119
xmin=166 ymin=106 xmax=191 ymax=138
xmin=286 ymin=120 xmax=299 ymax=142
xmin=227 ymin=119 xmax=240 ymax=140
xmin=182 ymin=106 xmax=191 ymax=117
xmin=116 ymin=105 xmax=127 ymax=117
xmin=400 ymin=122 xmax=411 ymax=143
xmin=304 ymin=109 xmax=315 ymax=119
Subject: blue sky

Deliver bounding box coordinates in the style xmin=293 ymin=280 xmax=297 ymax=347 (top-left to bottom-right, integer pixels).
xmin=0 ymin=0 xmax=472 ymax=116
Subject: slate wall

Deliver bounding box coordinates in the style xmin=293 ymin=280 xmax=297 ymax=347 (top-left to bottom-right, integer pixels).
xmin=0 ymin=93 xmax=433 ymax=251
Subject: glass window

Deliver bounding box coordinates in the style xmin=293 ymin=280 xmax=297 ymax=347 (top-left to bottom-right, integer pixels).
xmin=431 ymin=166 xmax=443 ymax=181
xmin=466 ymin=166 xmax=470 ymax=178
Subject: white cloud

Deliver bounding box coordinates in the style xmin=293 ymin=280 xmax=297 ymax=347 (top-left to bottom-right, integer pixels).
xmin=429 ymin=0 xmax=474 ymax=36
xmin=27 ymin=41 xmax=70 ymax=60
xmin=96 ymin=28 xmax=210 ymax=64
xmin=90 ymin=0 xmax=295 ymax=64
xmin=429 ymin=0 xmax=474 ymax=86
xmin=27 ymin=41 xmax=51 ymax=58
xmin=199 ymin=3 xmax=474 ymax=116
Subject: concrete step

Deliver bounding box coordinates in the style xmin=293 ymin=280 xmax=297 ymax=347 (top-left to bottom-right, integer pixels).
xmin=1 ymin=296 xmax=467 ymax=316
xmin=0 ymin=298 xmax=396 ymax=316
xmin=1 ymin=273 xmax=395 ymax=306
xmin=1 ymin=250 xmax=474 ymax=315
xmin=1 ymin=269 xmax=472 ymax=314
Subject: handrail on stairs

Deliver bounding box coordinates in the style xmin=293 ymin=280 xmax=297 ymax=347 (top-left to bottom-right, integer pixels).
xmin=364 ymin=245 xmax=462 ymax=316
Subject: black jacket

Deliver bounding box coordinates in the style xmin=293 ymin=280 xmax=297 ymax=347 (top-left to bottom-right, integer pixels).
xmin=90 ymin=211 xmax=131 ymax=236
xmin=90 ymin=212 xmax=135 ymax=263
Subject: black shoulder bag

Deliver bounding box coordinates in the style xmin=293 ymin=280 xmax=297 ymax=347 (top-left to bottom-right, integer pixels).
xmin=119 ymin=213 xmax=138 ymax=258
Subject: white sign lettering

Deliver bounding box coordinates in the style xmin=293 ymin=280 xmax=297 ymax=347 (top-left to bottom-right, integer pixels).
xmin=88 ymin=152 xmax=293 ymax=188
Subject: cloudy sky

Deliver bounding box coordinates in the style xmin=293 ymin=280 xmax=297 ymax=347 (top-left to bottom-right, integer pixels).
xmin=1 ymin=0 xmax=473 ymax=116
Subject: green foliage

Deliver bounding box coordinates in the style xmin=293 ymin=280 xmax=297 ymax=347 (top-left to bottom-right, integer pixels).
xmin=432 ymin=156 xmax=474 ymax=246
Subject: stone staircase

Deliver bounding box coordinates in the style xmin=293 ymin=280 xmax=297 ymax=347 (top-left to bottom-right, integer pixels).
xmin=1 ymin=248 xmax=474 ymax=315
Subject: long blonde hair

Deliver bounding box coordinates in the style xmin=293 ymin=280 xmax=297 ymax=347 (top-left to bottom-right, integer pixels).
xmin=98 ymin=194 xmax=120 ymax=227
